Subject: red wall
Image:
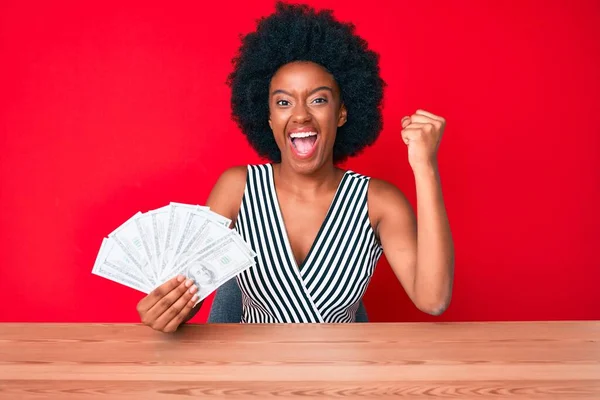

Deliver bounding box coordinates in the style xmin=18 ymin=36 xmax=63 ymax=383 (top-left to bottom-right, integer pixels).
xmin=1 ymin=0 xmax=599 ymax=323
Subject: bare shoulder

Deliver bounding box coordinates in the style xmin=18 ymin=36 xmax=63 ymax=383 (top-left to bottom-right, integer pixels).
xmin=367 ymin=177 xmax=416 ymax=238
xmin=368 ymin=177 xmax=411 ymax=208
xmin=206 ymin=165 xmax=248 ymax=226
xmin=214 ymin=165 xmax=247 ymax=188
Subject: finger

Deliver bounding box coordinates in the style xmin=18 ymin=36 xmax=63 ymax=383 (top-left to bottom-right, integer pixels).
xmin=408 ymin=114 xmax=438 ymax=125
xmin=162 ymin=295 xmax=199 ymax=333
xmin=145 ymin=278 xmax=196 ymax=323
xmin=137 ymin=275 xmax=185 ymax=314
xmin=401 ymin=128 xmax=422 ymax=144
xmin=152 ymin=285 xmax=199 ymax=332
xmin=401 ymin=116 xmax=411 ymax=128
xmin=415 ymin=109 xmax=444 ymax=122
xmin=402 ymin=122 xmax=432 ymax=131
xmin=408 ymin=115 xmax=444 ymax=132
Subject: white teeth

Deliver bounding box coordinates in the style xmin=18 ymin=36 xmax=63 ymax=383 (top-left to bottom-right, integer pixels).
xmin=290 ymin=131 xmax=317 ymax=139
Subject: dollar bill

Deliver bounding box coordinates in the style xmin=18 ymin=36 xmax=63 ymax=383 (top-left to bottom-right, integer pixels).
xmin=159 ymin=203 xmax=230 ymax=274
xmin=200 ymin=207 xmax=232 ymax=228
xmin=92 ymin=238 xmax=151 ymax=293
xmin=160 ymin=203 xmax=199 ymax=276
xmin=134 ymin=211 xmax=158 ymax=281
xmin=164 ymin=220 xmax=240 ymax=280
xmin=184 ymin=233 xmax=257 ymax=304
xmin=161 ymin=217 xmax=232 ymax=280
xmin=161 ymin=209 xmax=211 ymax=279
xmin=148 ymin=205 xmax=170 ymax=279
xmin=108 ymin=212 xmax=155 ymax=288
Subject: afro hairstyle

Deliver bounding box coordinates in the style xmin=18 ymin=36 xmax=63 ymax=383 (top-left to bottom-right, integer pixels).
xmin=227 ymin=1 xmax=385 ymax=163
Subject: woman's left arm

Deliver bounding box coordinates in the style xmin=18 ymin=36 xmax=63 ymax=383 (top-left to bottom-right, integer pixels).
xmin=371 ymin=109 xmax=454 ymax=316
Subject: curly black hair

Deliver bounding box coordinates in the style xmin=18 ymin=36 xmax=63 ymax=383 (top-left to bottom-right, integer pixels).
xmin=227 ymin=1 xmax=385 ymax=163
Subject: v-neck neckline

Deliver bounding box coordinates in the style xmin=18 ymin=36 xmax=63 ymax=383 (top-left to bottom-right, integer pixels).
xmin=268 ymin=163 xmax=350 ymax=270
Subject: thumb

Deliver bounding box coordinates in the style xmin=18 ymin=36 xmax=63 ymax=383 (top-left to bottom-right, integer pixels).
xmin=401 ymin=116 xmax=411 ymax=129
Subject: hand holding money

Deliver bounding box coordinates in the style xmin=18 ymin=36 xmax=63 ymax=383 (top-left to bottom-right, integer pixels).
xmin=92 ymin=202 xmax=256 ymax=331
xmin=136 ymin=275 xmax=199 ymax=333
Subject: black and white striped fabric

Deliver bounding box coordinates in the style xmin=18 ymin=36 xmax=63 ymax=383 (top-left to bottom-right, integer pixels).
xmin=234 ymin=163 xmax=383 ymax=323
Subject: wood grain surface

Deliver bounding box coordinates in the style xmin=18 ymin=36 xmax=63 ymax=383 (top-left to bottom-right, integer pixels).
xmin=0 ymin=321 xmax=599 ymax=399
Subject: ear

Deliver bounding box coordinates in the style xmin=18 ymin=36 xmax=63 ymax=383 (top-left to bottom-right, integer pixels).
xmin=337 ymin=103 xmax=347 ymax=127
xmin=268 ymin=118 xmax=272 ymax=130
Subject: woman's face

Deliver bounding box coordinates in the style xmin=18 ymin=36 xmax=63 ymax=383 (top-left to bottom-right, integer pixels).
xmin=268 ymin=61 xmax=347 ymax=173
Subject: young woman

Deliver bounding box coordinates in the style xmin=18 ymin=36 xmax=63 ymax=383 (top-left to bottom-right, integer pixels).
xmin=136 ymin=2 xmax=454 ymax=331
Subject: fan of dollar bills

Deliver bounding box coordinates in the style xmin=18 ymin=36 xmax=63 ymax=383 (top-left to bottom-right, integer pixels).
xmin=92 ymin=202 xmax=256 ymax=305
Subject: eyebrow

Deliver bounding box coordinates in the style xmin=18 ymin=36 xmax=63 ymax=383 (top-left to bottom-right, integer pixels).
xmin=270 ymin=86 xmax=334 ymax=97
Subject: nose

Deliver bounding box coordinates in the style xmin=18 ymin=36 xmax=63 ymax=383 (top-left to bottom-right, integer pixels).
xmin=291 ymin=103 xmax=311 ymax=124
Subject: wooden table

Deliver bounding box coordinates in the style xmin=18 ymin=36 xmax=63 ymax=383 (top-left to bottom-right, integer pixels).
xmin=0 ymin=321 xmax=599 ymax=399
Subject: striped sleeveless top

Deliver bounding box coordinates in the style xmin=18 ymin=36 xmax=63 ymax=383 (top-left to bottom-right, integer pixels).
xmin=234 ymin=163 xmax=383 ymax=323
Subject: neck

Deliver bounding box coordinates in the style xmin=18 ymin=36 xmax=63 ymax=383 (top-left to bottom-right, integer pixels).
xmin=274 ymin=160 xmax=341 ymax=197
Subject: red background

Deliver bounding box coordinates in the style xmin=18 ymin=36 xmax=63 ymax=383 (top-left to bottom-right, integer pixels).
xmin=1 ymin=0 xmax=599 ymax=323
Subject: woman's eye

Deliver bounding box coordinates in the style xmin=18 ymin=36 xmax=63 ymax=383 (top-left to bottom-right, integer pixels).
xmin=276 ymin=100 xmax=290 ymax=106
xmin=312 ymin=98 xmax=328 ymax=104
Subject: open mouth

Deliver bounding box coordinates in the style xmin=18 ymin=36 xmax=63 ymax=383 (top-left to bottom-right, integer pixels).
xmin=289 ymin=131 xmax=319 ymax=157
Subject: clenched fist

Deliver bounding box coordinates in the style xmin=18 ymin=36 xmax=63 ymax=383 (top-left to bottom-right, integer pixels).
xmin=401 ymin=109 xmax=446 ymax=173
